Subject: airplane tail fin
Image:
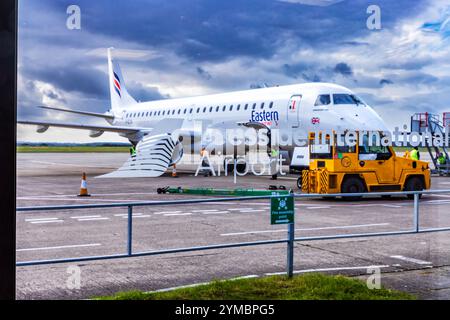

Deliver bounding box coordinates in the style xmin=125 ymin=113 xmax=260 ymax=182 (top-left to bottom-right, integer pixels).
xmin=108 ymin=48 xmax=137 ymax=113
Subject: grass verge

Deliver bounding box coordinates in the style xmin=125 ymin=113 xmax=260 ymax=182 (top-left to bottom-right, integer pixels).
xmin=97 ymin=273 xmax=415 ymax=300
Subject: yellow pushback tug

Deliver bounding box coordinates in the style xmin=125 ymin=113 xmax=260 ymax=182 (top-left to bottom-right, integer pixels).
xmin=299 ymin=132 xmax=431 ymax=199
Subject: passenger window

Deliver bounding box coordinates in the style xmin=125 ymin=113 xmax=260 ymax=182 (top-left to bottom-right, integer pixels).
xmin=252 ymin=103 xmax=256 ymax=110
xmin=209 ymin=107 xmax=213 ymax=112
xmin=216 ymin=106 xmax=219 ymax=112
xmin=261 ymin=102 xmax=264 ymax=109
xmin=314 ymin=94 xmax=331 ymax=106
xmin=203 ymin=107 xmax=206 ymax=113
xmin=269 ymin=102 xmax=273 ymax=109
xmin=230 ymin=105 xmax=233 ymax=111
xmin=196 ymin=108 xmax=200 ymax=113
xmin=190 ymin=108 xmax=193 ymax=114
xmin=244 ymin=104 xmax=248 ymax=110
xmin=237 ymin=104 xmax=240 ymax=111
xmin=222 ymin=106 xmax=226 ymax=111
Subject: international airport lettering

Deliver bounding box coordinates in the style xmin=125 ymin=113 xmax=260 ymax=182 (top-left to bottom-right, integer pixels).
xmin=196 ymin=127 xmax=450 ymax=150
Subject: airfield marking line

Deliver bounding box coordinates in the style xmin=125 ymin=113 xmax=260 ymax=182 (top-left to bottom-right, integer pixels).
xmin=17 ymin=243 xmax=102 ymax=252
xmin=265 ymin=265 xmax=390 ymax=276
xmin=432 ymin=194 xmax=450 ymax=198
xmin=220 ymin=223 xmax=390 ymax=236
xmin=17 ymin=197 xmax=138 ymax=203
xmin=25 ymin=217 xmax=59 ymax=222
xmin=155 ymin=211 xmax=182 ymax=214
xmin=18 ymin=192 xmax=157 ymax=198
xmin=77 ymin=217 xmax=110 ymax=221
xmin=164 ymin=213 xmax=192 ymax=216
xmin=235 ymin=209 xmax=266 ymax=213
xmin=382 ymin=204 xmax=403 ymax=208
xmin=114 ymin=213 xmax=143 ymax=216
xmin=229 ymin=275 xmax=259 ymax=280
xmin=425 ymin=199 xmax=450 ymax=203
xmin=147 ymin=275 xmax=260 ymax=294
xmin=70 ymin=215 xmax=102 ymax=219
xmin=390 ymin=255 xmax=432 ymax=265
xmin=192 ymin=209 xmax=219 ymax=213
xmin=202 ymin=211 xmax=230 ymax=215
xmin=122 ymin=215 xmax=151 ymax=218
xmin=29 ymin=220 xmax=63 ymax=224
xmin=29 ymin=160 xmax=118 ymax=169
xmin=347 ymin=204 xmax=380 ymax=207
xmin=306 ymin=206 xmax=331 ymax=210
xmin=198 ymin=202 xmax=241 ymax=205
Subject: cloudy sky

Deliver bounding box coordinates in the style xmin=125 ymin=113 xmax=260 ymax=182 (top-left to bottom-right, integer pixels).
xmin=18 ymin=0 xmax=450 ymax=142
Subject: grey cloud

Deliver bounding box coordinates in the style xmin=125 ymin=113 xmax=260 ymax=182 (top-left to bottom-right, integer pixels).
xmin=196 ymin=67 xmax=212 ymax=80
xmin=333 ymin=63 xmax=353 ymax=77
xmin=21 ymin=65 xmax=109 ymax=99
xmin=380 ymin=79 xmax=394 ymax=86
xmin=127 ymin=81 xmax=170 ymax=102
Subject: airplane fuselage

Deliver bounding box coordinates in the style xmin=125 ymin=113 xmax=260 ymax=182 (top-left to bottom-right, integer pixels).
xmin=112 ymin=82 xmax=388 ymax=154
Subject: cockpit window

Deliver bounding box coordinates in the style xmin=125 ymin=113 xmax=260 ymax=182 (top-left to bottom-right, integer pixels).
xmin=333 ymin=94 xmax=365 ymax=106
xmin=314 ymin=94 xmax=331 ymax=106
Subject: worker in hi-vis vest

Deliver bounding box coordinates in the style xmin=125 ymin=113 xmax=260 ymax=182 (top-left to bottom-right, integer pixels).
xmin=438 ymin=151 xmax=447 ymax=165
xmin=410 ymin=147 xmax=420 ymax=161
xmin=130 ymin=145 xmax=137 ymax=157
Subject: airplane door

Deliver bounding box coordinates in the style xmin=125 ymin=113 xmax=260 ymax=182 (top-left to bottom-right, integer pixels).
xmin=287 ymin=95 xmax=302 ymax=128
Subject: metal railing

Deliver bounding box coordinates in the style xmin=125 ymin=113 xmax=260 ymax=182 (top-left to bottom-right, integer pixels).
xmin=16 ymin=189 xmax=450 ymax=278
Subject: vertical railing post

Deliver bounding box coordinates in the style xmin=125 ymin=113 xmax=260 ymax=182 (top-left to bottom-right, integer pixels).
xmin=233 ymin=158 xmax=237 ymax=184
xmin=413 ymin=193 xmax=420 ymax=233
xmin=287 ymin=222 xmax=295 ymax=278
xmin=287 ymin=193 xmax=295 ymax=278
xmin=127 ymin=205 xmax=133 ymax=255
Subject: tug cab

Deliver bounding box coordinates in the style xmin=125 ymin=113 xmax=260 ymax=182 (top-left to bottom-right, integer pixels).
xmin=299 ymin=132 xmax=431 ymax=199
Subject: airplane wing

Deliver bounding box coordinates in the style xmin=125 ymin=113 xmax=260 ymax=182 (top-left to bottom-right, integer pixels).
xmin=17 ymin=119 xmax=149 ymax=134
xmin=38 ymin=105 xmax=115 ymax=121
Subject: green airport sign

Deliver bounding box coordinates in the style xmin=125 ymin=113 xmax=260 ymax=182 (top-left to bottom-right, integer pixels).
xmin=270 ymin=196 xmax=295 ymax=225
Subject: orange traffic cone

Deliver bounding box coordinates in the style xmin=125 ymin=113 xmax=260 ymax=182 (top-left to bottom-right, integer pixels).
xmin=172 ymin=164 xmax=178 ymax=178
xmin=78 ymin=172 xmax=91 ymax=197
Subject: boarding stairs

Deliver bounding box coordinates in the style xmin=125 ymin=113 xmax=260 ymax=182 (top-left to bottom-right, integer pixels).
xmin=411 ymin=112 xmax=450 ymax=175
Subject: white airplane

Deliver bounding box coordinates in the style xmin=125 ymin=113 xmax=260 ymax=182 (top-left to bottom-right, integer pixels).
xmin=19 ymin=48 xmax=388 ymax=178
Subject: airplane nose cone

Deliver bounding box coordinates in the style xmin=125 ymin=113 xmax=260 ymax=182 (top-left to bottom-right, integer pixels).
xmin=335 ymin=110 xmax=388 ymax=132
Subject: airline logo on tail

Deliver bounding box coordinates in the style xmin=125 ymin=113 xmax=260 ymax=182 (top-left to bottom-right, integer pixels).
xmin=113 ymin=71 xmax=121 ymax=97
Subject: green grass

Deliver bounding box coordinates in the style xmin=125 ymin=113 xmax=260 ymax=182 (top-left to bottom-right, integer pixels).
xmin=97 ymin=273 xmax=415 ymax=300
xmin=17 ymin=146 xmax=130 ymax=153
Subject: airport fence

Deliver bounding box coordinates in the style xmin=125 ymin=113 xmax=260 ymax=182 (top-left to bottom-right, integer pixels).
xmin=16 ymin=189 xmax=450 ymax=277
